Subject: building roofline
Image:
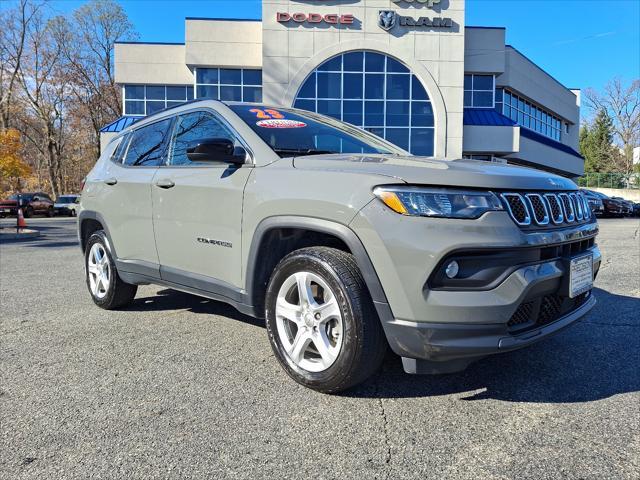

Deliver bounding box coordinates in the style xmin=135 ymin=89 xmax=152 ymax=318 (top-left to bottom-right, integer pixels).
xmin=114 ymin=41 xmax=185 ymax=46
xmin=185 ymin=17 xmax=261 ymax=22
xmin=465 ymin=26 xmax=506 ymax=30
xmin=506 ymin=45 xmax=576 ymax=96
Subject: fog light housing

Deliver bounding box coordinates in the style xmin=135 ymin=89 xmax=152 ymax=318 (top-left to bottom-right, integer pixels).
xmin=445 ymin=261 xmax=459 ymax=279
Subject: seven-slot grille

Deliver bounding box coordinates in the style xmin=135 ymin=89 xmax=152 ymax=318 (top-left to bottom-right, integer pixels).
xmin=500 ymin=191 xmax=590 ymax=228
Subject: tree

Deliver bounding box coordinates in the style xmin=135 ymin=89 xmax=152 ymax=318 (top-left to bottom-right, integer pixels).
xmin=0 ymin=0 xmax=45 ymax=131
xmin=53 ymin=0 xmax=137 ymax=159
xmin=15 ymin=7 xmax=69 ymax=197
xmin=580 ymin=108 xmax=616 ymax=173
xmin=585 ymin=78 xmax=640 ymax=174
xmin=0 ymin=128 xmax=31 ymax=191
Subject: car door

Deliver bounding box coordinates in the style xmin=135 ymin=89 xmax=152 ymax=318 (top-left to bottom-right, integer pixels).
xmin=32 ymin=193 xmax=44 ymax=213
xmin=98 ymin=118 xmax=173 ymax=273
xmin=151 ymin=109 xmax=253 ymax=290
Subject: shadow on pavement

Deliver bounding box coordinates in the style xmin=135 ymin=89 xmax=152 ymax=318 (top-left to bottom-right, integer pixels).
xmin=125 ymin=288 xmax=266 ymax=329
xmin=121 ymin=286 xmax=640 ymax=403
xmin=350 ymin=287 xmax=640 ymax=403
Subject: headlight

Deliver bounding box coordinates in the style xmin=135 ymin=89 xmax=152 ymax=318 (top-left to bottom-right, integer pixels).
xmin=373 ymin=186 xmax=504 ymax=219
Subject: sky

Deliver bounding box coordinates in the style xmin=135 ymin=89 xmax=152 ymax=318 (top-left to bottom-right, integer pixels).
xmin=9 ymin=0 xmax=640 ymax=93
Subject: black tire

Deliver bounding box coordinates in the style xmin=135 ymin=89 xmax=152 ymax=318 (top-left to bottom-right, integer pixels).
xmin=85 ymin=230 xmax=137 ymax=309
xmin=265 ymin=247 xmax=387 ymax=394
xmin=24 ymin=206 xmax=33 ymax=218
xmin=46 ymin=206 xmax=54 ymax=217
xmin=70 ymin=209 xmax=77 ymax=217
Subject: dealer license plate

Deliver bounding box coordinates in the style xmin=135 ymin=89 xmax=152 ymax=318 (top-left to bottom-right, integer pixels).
xmin=569 ymin=254 xmax=593 ymax=298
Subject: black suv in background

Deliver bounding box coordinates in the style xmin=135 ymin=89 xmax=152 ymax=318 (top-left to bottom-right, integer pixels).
xmin=0 ymin=192 xmax=55 ymax=218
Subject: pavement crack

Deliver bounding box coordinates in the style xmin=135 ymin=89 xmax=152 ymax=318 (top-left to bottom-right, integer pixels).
xmin=375 ymin=375 xmax=392 ymax=478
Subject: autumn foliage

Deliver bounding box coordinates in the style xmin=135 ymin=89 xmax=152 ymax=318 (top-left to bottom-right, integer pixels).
xmin=0 ymin=128 xmax=31 ymax=191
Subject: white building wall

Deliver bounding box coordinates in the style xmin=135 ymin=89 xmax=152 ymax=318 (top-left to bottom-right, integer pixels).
xmin=114 ymin=43 xmax=193 ymax=85
xmin=185 ymin=19 xmax=262 ymax=68
xmin=464 ymin=27 xmax=505 ymax=74
xmin=498 ymin=47 xmax=580 ymax=150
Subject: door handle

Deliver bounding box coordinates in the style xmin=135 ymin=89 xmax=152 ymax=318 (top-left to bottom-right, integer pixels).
xmin=104 ymin=177 xmax=118 ymax=185
xmin=155 ymin=179 xmax=175 ymax=189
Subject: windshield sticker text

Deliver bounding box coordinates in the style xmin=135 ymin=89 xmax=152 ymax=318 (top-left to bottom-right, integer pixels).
xmin=256 ymin=119 xmax=307 ymax=129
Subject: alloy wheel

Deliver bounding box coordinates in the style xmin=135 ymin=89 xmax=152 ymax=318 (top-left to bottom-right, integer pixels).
xmin=87 ymin=243 xmax=110 ymax=299
xmin=275 ymin=271 xmax=343 ymax=372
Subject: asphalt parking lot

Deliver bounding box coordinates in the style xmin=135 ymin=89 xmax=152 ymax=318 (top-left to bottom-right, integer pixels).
xmin=1 ymin=216 xmax=639 ymax=479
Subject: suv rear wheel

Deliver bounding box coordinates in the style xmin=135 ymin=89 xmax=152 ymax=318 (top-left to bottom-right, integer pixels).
xmin=265 ymin=247 xmax=386 ymax=393
xmin=85 ymin=231 xmax=137 ymax=309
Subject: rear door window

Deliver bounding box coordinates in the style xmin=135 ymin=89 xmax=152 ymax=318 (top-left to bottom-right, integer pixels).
xmin=110 ymin=134 xmax=131 ymax=164
xmin=123 ymin=118 xmax=173 ymax=166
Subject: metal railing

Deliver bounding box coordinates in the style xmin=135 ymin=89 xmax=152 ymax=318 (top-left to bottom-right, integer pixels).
xmin=577 ymin=173 xmax=640 ymax=190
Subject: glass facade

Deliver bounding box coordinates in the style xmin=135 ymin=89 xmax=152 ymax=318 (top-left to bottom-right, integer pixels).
xmin=464 ymin=74 xmax=495 ymax=108
xmin=195 ymin=68 xmax=263 ymax=102
xmin=293 ymin=51 xmax=435 ymax=156
xmin=497 ymin=89 xmax=562 ymax=141
xmin=123 ymin=85 xmax=194 ymax=116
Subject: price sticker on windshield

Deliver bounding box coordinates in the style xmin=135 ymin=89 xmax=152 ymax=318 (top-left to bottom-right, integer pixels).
xmin=256 ymin=119 xmax=307 ymax=129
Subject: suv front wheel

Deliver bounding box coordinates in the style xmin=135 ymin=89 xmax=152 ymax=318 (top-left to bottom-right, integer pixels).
xmin=265 ymin=247 xmax=386 ymax=393
xmin=85 ymin=231 xmax=137 ymax=309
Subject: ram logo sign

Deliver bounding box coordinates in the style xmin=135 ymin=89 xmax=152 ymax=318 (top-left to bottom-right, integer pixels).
xmin=378 ymin=10 xmax=397 ymax=31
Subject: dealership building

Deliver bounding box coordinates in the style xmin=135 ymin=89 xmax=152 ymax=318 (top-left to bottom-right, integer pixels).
xmin=102 ymin=0 xmax=585 ymax=177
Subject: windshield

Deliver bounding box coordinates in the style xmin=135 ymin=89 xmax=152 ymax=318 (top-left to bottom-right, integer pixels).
xmin=57 ymin=196 xmax=77 ymax=204
xmin=229 ymin=105 xmax=405 ymax=158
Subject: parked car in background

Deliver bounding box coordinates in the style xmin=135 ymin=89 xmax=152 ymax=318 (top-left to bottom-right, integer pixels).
xmin=580 ymin=189 xmax=604 ymax=216
xmin=585 ymin=191 xmax=626 ymax=217
xmin=0 ymin=192 xmax=54 ymax=218
xmin=54 ymin=194 xmax=80 ymax=217
xmin=611 ymin=197 xmax=634 ymax=217
xmin=632 ymin=202 xmax=640 ymax=217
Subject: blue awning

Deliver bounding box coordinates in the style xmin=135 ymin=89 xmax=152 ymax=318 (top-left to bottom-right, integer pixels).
xmin=463 ymin=108 xmax=516 ymax=127
xmin=463 ymin=108 xmax=583 ymax=159
xmin=100 ymin=116 xmax=140 ymax=133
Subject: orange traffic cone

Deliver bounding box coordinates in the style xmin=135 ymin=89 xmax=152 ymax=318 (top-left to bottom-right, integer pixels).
xmin=17 ymin=208 xmax=27 ymax=229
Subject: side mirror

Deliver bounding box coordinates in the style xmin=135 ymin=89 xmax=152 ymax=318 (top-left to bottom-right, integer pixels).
xmin=33 ymin=196 xmax=40 ymax=201
xmin=186 ymin=138 xmax=246 ymax=165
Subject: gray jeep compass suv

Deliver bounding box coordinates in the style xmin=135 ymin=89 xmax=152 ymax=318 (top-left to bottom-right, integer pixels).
xmin=80 ymin=100 xmax=600 ymax=393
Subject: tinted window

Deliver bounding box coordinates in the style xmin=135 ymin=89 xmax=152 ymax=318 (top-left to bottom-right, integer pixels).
xmin=123 ymin=119 xmax=172 ymax=166
xmin=168 ymin=111 xmax=238 ymax=166
xmin=230 ymin=105 xmax=403 ymax=157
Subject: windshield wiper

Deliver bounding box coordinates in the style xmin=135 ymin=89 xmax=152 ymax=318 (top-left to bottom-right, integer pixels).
xmin=273 ymin=148 xmax=339 ymax=156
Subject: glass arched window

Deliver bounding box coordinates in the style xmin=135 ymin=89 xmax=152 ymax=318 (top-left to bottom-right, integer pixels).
xmin=293 ymin=51 xmax=435 ymax=156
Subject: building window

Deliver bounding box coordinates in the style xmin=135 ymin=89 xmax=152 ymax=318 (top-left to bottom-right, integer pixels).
xmin=293 ymin=51 xmax=435 ymax=156
xmin=123 ymin=85 xmax=193 ymax=116
xmin=464 ymin=74 xmax=495 ymax=108
xmin=497 ymin=89 xmax=562 ymax=141
xmin=195 ymin=68 xmax=262 ymax=102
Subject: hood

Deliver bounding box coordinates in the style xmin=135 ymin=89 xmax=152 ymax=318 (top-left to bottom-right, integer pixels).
xmin=292 ymin=154 xmax=578 ymax=191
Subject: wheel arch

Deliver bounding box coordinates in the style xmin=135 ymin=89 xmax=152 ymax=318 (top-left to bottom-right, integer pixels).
xmin=78 ymin=210 xmax=115 ymax=256
xmin=245 ymin=216 xmax=393 ymax=322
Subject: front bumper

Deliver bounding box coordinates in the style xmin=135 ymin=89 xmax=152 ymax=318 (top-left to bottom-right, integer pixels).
xmin=54 ymin=206 xmax=74 ymax=215
xmin=350 ymin=203 xmax=601 ymax=373
xmin=0 ymin=207 xmax=18 ymax=216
